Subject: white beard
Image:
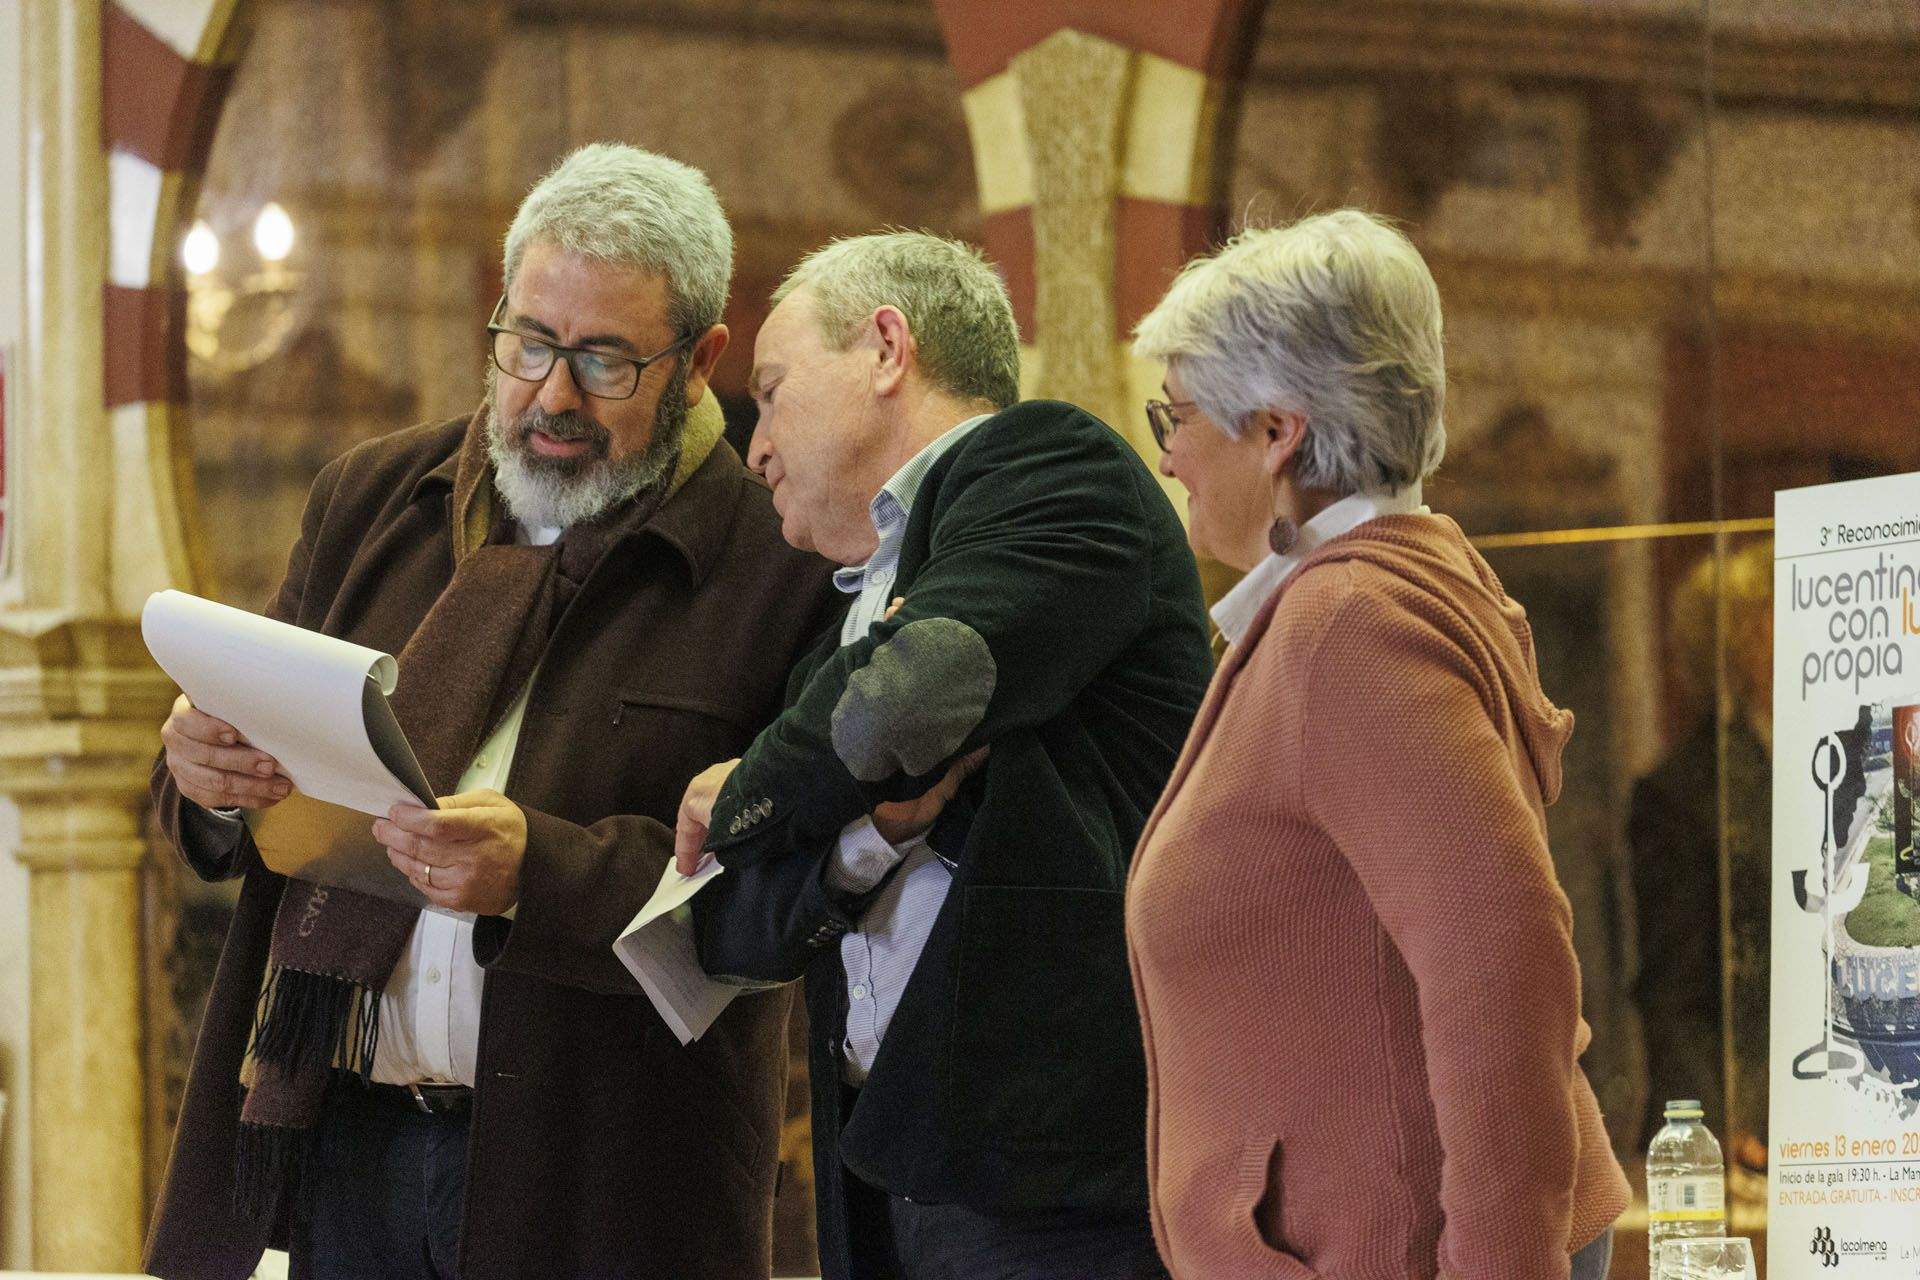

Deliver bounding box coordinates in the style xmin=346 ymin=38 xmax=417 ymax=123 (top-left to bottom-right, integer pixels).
xmin=489 ymin=437 xmax=666 ymax=530
xmin=482 ymin=369 xmax=686 ymax=529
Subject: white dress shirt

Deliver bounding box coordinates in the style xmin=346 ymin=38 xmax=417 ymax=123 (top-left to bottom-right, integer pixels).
xmin=1210 ymin=483 xmax=1428 ymax=647
xmin=823 ymin=414 xmax=990 ymax=1084
xmin=367 ymin=519 xmax=558 ymax=1086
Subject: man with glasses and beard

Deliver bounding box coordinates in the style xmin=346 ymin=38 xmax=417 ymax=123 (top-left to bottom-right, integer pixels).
xmin=143 ymin=143 xmax=843 ymax=1280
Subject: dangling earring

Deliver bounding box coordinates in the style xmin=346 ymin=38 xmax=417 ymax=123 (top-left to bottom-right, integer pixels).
xmin=1265 ymin=422 xmax=1298 ymax=555
xmin=1268 ymin=488 xmax=1298 ymax=556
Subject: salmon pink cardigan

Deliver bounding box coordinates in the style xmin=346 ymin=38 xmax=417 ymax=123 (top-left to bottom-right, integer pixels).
xmin=1127 ymin=514 xmax=1629 ymax=1280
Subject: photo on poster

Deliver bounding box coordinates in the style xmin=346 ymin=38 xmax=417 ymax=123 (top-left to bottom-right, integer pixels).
xmin=1787 ymin=697 xmax=1920 ymax=1114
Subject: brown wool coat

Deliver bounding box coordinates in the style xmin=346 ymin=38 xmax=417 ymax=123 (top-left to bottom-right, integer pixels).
xmin=144 ymin=415 xmax=844 ymax=1280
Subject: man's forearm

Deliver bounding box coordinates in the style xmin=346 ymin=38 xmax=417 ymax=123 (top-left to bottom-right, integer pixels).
xmin=694 ymin=846 xmax=862 ymax=985
xmin=151 ymin=752 xmax=254 ymax=882
xmin=471 ymin=806 xmax=674 ymax=995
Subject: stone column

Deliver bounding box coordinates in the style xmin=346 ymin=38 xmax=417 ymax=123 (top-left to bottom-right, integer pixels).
xmin=0 ymin=635 xmax=173 ymax=1270
xmin=953 ymin=19 xmax=1244 ymax=495
xmin=2 ymin=0 xmax=176 ymax=1268
xmin=1009 ymin=30 xmax=1134 ymax=432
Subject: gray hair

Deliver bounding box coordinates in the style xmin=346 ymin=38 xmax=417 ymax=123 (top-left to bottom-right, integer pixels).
xmin=1132 ymin=209 xmax=1446 ymax=495
xmin=773 ymin=231 xmax=1020 ymax=410
xmin=504 ymin=142 xmax=732 ymax=335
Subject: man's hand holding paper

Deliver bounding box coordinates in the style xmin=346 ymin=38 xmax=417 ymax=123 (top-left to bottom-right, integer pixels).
xmin=673 ymin=757 xmax=740 ymax=875
xmin=375 ymin=789 xmax=527 ymax=916
xmin=159 ymin=693 xmax=292 ymax=811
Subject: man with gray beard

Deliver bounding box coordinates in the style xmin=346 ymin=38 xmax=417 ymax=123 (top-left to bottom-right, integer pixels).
xmin=483 ymin=331 xmax=691 ymax=528
xmin=144 ymin=143 xmax=843 ymax=1280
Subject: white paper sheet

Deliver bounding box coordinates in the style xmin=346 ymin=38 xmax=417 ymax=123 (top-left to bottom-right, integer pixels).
xmin=613 ymin=856 xmax=738 ymax=1045
xmin=140 ymin=589 xmax=432 ymax=816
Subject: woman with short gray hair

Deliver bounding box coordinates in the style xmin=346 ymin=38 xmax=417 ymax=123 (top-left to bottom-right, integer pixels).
xmin=1125 ymin=210 xmax=1629 ymax=1279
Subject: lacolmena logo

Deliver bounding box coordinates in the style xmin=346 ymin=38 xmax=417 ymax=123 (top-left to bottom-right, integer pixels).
xmin=1811 ymin=1226 xmax=1890 ymax=1266
xmin=1842 ymin=1237 xmax=1891 ymax=1263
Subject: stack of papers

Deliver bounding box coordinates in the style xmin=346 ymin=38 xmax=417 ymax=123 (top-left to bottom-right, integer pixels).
xmin=141 ymin=589 xmax=439 ymax=911
xmin=614 ymin=857 xmax=739 ymax=1044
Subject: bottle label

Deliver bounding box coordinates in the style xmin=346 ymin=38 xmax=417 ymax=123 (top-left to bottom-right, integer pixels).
xmin=1648 ymin=1175 xmax=1726 ymax=1222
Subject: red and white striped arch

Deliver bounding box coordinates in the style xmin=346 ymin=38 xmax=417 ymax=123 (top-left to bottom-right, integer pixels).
xmin=932 ymin=0 xmax=1265 ymax=345
xmin=101 ymin=0 xmax=249 ymax=591
xmin=95 ymin=0 xmax=1270 ymax=571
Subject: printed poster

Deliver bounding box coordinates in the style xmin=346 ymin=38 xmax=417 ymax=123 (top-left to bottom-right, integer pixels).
xmin=1772 ymin=475 xmax=1920 ymax=1276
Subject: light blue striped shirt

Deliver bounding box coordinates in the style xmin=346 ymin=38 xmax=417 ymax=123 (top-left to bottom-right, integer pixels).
xmin=827 ymin=413 xmax=990 ymax=1084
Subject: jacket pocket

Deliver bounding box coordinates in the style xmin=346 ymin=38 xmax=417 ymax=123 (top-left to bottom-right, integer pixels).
xmin=643 ymin=1018 xmax=774 ymax=1194
xmin=1235 ymin=1131 xmax=1319 ymax=1276
xmin=612 ymin=688 xmax=757 ymax=729
xmin=947 ymin=884 xmax=1139 ymax=1152
xmin=609 ymin=689 xmax=757 ymax=792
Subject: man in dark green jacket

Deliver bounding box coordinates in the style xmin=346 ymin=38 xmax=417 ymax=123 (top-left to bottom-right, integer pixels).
xmin=677 ymin=232 xmax=1212 ymax=1280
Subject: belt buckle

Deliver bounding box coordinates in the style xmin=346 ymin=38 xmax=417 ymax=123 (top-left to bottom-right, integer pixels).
xmin=406 ymin=1082 xmax=435 ymax=1115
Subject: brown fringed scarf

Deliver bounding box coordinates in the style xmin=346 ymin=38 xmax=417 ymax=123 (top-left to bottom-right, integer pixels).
xmin=233 ymin=396 xmax=726 ymax=1218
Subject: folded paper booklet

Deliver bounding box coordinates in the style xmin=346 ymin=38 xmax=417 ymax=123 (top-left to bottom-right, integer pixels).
xmin=141 ymin=589 xmax=445 ymax=913
xmin=614 ymin=856 xmax=739 ymax=1045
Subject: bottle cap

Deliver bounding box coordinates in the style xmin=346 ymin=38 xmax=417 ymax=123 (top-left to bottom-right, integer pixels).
xmin=1663 ymin=1099 xmax=1705 ymax=1119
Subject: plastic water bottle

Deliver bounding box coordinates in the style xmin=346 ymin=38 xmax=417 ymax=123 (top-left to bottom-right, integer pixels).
xmin=1647 ymin=1100 xmax=1727 ymax=1278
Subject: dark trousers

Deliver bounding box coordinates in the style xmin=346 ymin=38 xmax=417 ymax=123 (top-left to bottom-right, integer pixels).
xmin=292 ymin=1078 xmax=471 ymax=1280
xmin=844 ymin=1166 xmax=1168 ymax=1280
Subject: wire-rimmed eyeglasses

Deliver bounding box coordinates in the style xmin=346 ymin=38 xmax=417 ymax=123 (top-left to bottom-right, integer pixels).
xmin=1144 ymin=399 xmax=1197 ymax=452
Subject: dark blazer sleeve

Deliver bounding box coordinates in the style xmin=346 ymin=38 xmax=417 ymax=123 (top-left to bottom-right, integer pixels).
xmin=692 ymin=844 xmax=872 ymax=984
xmin=705 ymin=406 xmax=1154 ymax=870
xmin=149 ymin=453 xmax=347 ymax=883
xmin=690 ymin=627 xmax=870 ymax=983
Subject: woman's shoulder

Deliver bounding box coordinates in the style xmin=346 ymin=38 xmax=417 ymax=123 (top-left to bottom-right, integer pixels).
xmin=1236 ymin=561 xmax=1372 ymax=698
xmin=1269 ymin=555 xmax=1514 ymax=738
xmin=1260 ymin=555 xmax=1454 ymax=678
xmin=1221 ymin=563 xmax=1419 ymax=772
xmin=1268 ymin=555 xmax=1413 ymax=640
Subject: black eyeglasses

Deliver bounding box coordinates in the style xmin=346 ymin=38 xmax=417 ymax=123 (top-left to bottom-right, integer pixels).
xmin=486 ymin=295 xmax=692 ymax=401
xmin=1144 ymin=399 xmax=1197 ymax=452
